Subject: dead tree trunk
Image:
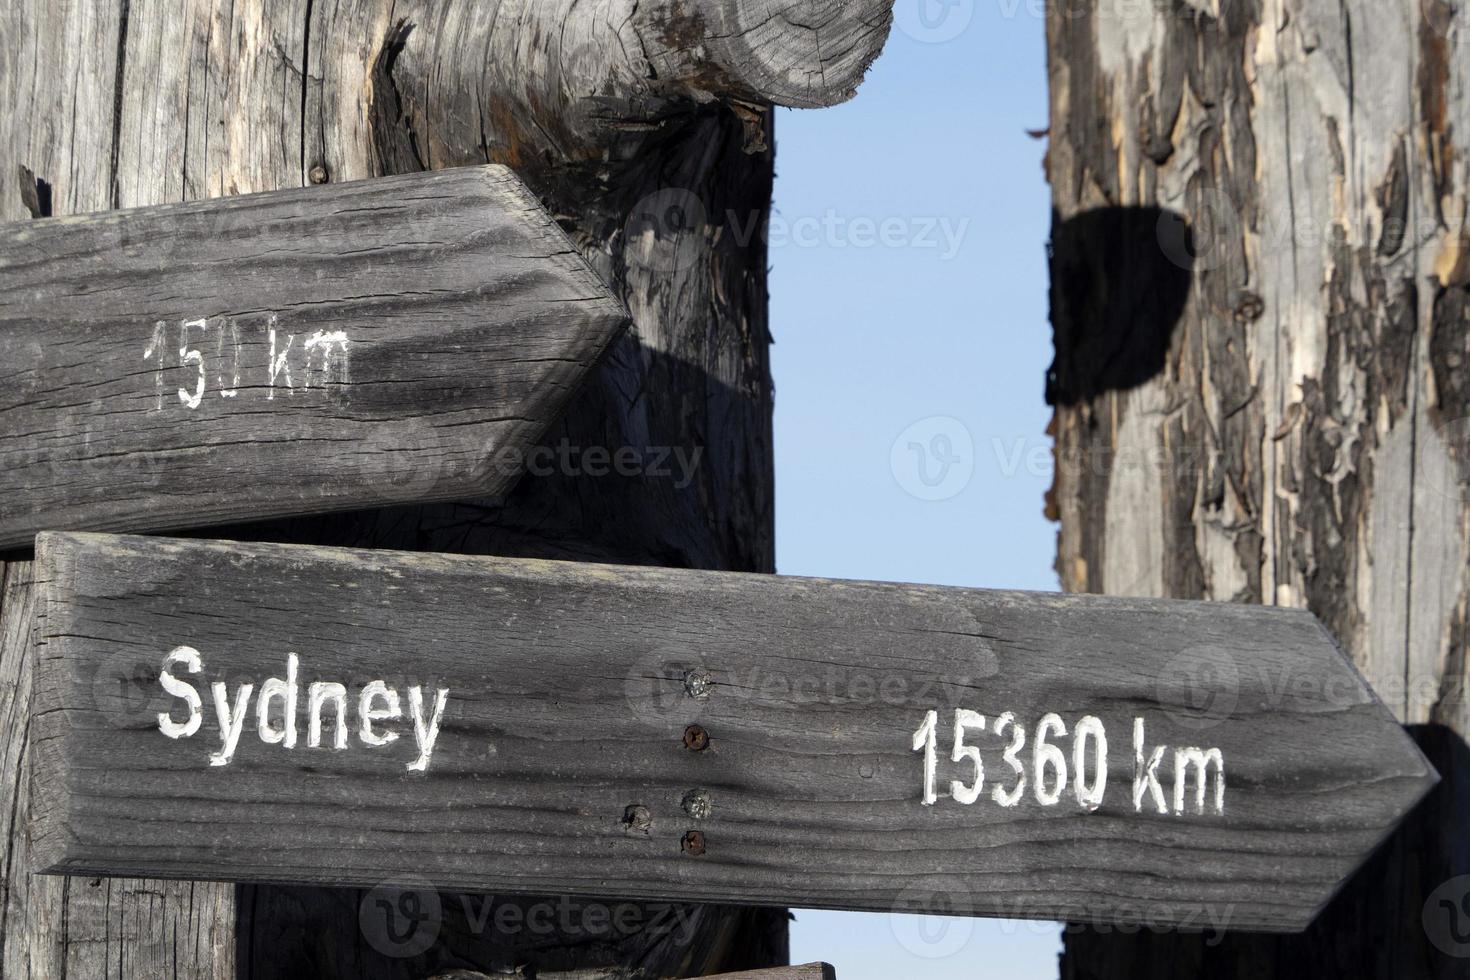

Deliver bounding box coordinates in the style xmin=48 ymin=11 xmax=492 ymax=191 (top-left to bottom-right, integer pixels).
xmin=0 ymin=1 xmax=893 ymax=976
xmin=1048 ymin=0 xmax=1470 ymax=975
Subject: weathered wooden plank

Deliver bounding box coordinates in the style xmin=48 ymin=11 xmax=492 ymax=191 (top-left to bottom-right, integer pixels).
xmin=0 ymin=0 xmax=242 ymax=973
xmin=707 ymin=965 xmax=835 ymax=979
xmin=426 ymin=965 xmax=834 ymax=980
xmin=32 ymin=533 xmax=1436 ymax=933
xmin=0 ymin=562 xmax=234 ymax=978
xmin=4 ymin=0 xmax=852 ymax=972
xmin=0 ymin=165 xmax=627 ymax=552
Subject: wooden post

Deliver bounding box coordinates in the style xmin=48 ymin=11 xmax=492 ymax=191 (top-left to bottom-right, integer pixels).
xmin=0 ymin=0 xmax=895 ymax=976
xmin=1047 ymin=0 xmax=1470 ymax=974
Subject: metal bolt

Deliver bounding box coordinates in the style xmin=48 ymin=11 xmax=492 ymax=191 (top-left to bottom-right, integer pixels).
xmin=684 ymin=668 xmax=713 ymax=699
xmin=682 ymin=788 xmax=713 ymax=820
xmin=682 ymin=724 xmax=710 ymax=752
xmin=308 ymin=164 xmax=330 ymax=185
xmin=622 ymin=804 xmax=652 ymax=835
xmin=681 ymin=830 xmax=706 ymax=856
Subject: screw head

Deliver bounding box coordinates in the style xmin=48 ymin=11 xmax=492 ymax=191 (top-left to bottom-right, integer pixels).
xmin=308 ymin=164 xmax=330 ymax=185
xmin=681 ymin=831 xmax=707 ymax=856
xmin=682 ymin=724 xmax=710 ymax=752
xmin=682 ymin=789 xmax=713 ymax=820
xmin=683 ymin=669 xmax=713 ymax=699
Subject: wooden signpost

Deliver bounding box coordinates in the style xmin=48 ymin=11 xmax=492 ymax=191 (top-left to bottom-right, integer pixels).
xmin=0 ymin=166 xmax=627 ymax=552
xmin=32 ymin=532 xmax=1436 ymax=934
xmin=433 ymin=968 xmax=833 ymax=980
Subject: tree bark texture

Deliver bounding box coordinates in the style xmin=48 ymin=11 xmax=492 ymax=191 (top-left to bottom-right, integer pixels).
xmin=1047 ymin=0 xmax=1470 ymax=975
xmin=0 ymin=0 xmax=894 ymax=976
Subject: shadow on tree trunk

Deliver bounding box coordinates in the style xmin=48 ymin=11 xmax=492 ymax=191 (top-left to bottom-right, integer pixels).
xmin=1046 ymin=207 xmax=1194 ymax=408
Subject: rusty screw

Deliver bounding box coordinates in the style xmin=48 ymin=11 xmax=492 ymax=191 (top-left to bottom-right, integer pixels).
xmin=308 ymin=164 xmax=330 ymax=185
xmin=681 ymin=831 xmax=707 ymax=857
xmin=682 ymin=724 xmax=710 ymax=752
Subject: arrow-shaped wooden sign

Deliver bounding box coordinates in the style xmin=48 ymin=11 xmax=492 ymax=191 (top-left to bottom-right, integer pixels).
xmin=0 ymin=166 xmax=626 ymax=552
xmin=32 ymin=533 xmax=1436 ymax=933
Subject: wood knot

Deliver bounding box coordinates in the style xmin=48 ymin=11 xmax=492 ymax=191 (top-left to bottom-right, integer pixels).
xmin=1233 ymin=291 xmax=1265 ymax=323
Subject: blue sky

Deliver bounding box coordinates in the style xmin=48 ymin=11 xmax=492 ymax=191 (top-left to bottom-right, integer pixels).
xmin=770 ymin=0 xmax=1062 ymax=974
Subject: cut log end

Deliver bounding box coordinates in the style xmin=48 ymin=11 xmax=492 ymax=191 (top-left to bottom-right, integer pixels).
xmin=690 ymin=0 xmax=897 ymax=108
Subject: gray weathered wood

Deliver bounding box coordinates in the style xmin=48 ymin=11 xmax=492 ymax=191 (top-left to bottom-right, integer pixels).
xmin=32 ymin=532 xmax=1435 ymax=933
xmin=429 ymin=968 xmax=833 ymax=980
xmin=2 ymin=0 xmax=897 ymax=971
xmin=1047 ymin=0 xmax=1470 ymax=973
xmin=707 ymin=965 xmax=835 ymax=980
xmin=0 ymin=165 xmax=626 ymax=552
xmin=429 ymin=966 xmax=834 ymax=980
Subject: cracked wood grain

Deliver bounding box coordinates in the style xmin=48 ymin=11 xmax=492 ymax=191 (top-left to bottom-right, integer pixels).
xmin=0 ymin=165 xmax=627 ymax=553
xmin=1047 ymin=0 xmax=1470 ymax=974
xmin=30 ymin=532 xmax=1435 ymax=934
xmin=1 ymin=0 xmax=897 ymax=973
xmin=431 ymin=964 xmax=835 ymax=980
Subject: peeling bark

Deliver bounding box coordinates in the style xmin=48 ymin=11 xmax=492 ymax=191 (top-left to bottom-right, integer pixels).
xmin=1049 ymin=0 xmax=1470 ymax=974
